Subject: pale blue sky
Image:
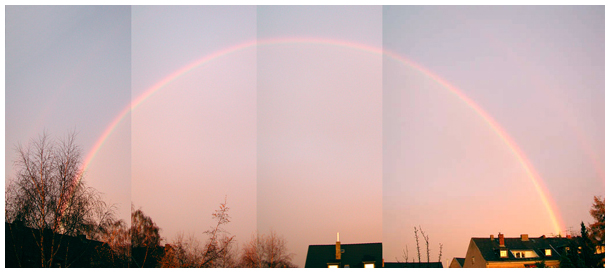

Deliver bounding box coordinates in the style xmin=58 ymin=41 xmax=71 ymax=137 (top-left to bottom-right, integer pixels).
xmin=5 ymin=6 xmax=132 ymax=220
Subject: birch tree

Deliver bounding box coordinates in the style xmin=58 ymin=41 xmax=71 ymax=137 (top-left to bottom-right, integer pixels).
xmin=5 ymin=132 xmax=116 ymax=267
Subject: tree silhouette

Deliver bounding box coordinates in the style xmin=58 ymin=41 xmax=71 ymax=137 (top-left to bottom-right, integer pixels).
xmin=5 ymin=132 xmax=116 ymax=267
xmin=589 ymin=196 xmax=604 ymax=248
xmin=239 ymin=230 xmax=296 ymax=268
xmin=130 ymin=206 xmax=162 ymax=267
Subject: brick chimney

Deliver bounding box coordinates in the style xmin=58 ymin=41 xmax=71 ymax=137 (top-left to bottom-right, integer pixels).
xmin=336 ymin=232 xmax=341 ymax=260
xmin=521 ymin=234 xmax=529 ymax=241
xmin=498 ymin=233 xmax=505 ymax=247
xmin=490 ymin=234 xmax=494 ymax=240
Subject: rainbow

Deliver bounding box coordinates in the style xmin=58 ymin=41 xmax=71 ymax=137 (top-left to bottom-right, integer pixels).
xmin=79 ymin=37 xmax=565 ymax=234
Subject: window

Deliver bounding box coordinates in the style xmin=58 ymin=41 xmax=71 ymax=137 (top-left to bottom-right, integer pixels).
xmin=364 ymin=263 xmax=375 ymax=268
xmin=328 ymin=265 xmax=339 ymax=268
xmin=471 ymin=256 xmax=475 ymax=265
xmin=500 ymin=250 xmax=508 ymax=258
xmin=510 ymin=250 xmax=538 ymax=258
xmin=545 ymin=249 xmax=552 ymax=256
xmin=596 ymin=246 xmax=605 ymax=254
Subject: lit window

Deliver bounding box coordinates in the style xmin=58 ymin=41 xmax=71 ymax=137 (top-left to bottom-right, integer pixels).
xmin=500 ymin=250 xmax=508 ymax=258
xmin=596 ymin=246 xmax=605 ymax=254
xmin=511 ymin=250 xmax=538 ymax=258
xmin=545 ymin=249 xmax=552 ymax=256
xmin=364 ymin=263 xmax=375 ymax=268
xmin=328 ymin=265 xmax=339 ymax=268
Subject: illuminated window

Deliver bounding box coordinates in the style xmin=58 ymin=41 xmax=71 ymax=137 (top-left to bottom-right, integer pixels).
xmin=596 ymin=246 xmax=605 ymax=254
xmin=511 ymin=250 xmax=538 ymax=258
xmin=545 ymin=249 xmax=552 ymax=256
xmin=364 ymin=263 xmax=375 ymax=268
xmin=328 ymin=265 xmax=339 ymax=268
xmin=500 ymin=250 xmax=508 ymax=258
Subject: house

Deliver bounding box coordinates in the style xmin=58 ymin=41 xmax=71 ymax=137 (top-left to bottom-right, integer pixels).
xmin=304 ymin=233 xmax=442 ymax=268
xmin=384 ymin=262 xmax=443 ymax=268
xmin=5 ymin=221 xmax=114 ymax=267
xmin=449 ymin=257 xmax=465 ymax=268
xmin=5 ymin=221 xmax=165 ymax=268
xmin=461 ymin=233 xmax=574 ymax=268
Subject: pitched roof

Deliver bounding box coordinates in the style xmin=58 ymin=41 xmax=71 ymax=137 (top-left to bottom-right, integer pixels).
xmin=385 ymin=262 xmax=443 ymax=268
xmin=304 ymin=242 xmax=382 ymax=268
xmin=452 ymin=258 xmax=465 ymax=267
xmin=472 ymin=236 xmax=574 ymax=262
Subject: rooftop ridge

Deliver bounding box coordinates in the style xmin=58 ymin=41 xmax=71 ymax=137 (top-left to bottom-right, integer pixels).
xmin=308 ymin=242 xmax=382 ymax=247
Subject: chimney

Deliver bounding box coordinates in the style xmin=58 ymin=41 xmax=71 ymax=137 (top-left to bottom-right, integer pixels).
xmin=490 ymin=234 xmax=494 ymax=240
xmin=499 ymin=233 xmax=505 ymax=247
xmin=521 ymin=234 xmax=529 ymax=241
xmin=336 ymin=232 xmax=341 ymax=260
xmin=566 ymin=234 xmax=571 ymax=239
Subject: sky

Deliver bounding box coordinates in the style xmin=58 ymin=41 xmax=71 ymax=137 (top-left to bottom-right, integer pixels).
xmin=4 ymin=5 xmax=605 ymax=268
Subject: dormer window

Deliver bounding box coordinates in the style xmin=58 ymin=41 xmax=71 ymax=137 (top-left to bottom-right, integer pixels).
xmin=327 ymin=262 xmax=340 ymax=268
xmin=511 ymin=250 xmax=538 ymax=258
xmin=545 ymin=249 xmax=552 ymax=256
xmin=500 ymin=250 xmax=508 ymax=258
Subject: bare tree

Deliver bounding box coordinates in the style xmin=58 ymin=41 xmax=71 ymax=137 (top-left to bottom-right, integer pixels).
xmin=5 ymin=132 xmax=116 ymax=267
xmin=199 ymin=196 xmax=236 ymax=267
xmin=160 ymin=232 xmax=203 ymax=268
xmin=159 ymin=197 xmax=237 ymax=268
xmin=419 ymin=226 xmax=430 ymax=262
xmin=396 ymin=243 xmax=409 ymax=262
xmin=239 ymin=230 xmax=296 ymax=268
xmin=414 ymin=227 xmax=421 ymax=263
xmin=215 ymin=235 xmax=239 ymax=267
xmin=438 ymin=243 xmax=443 ymax=262
xmin=97 ymin=219 xmax=130 ymax=267
xmin=130 ymin=206 xmax=162 ymax=267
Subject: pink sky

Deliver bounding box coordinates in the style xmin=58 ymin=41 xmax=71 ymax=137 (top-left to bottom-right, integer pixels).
xmin=5 ymin=6 xmax=604 ymax=268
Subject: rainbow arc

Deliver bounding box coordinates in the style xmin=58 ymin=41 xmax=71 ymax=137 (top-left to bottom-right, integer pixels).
xmin=79 ymin=37 xmax=565 ymax=235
